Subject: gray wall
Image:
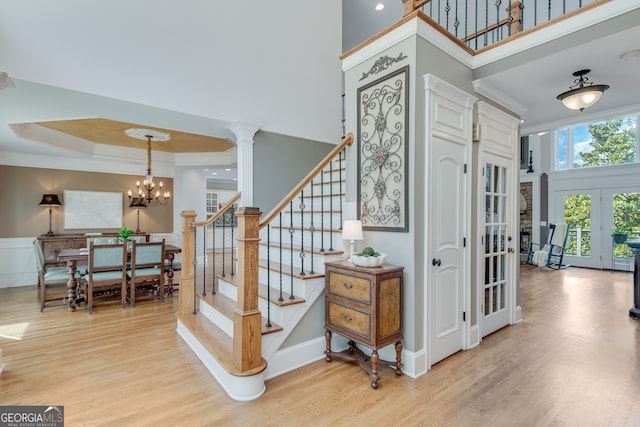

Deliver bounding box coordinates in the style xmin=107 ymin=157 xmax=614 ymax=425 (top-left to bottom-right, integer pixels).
xmin=253 ymin=131 xmax=335 ymax=214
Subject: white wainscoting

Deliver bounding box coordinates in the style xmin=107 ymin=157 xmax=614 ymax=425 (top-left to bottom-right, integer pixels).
xmin=0 ymin=237 xmax=38 ymax=288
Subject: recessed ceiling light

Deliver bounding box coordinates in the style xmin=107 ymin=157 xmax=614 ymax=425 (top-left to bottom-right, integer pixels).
xmin=375 ymin=3 xmax=384 ymax=11
xmin=538 ymin=131 xmax=548 ymax=136
xmin=622 ymin=50 xmax=640 ymax=62
xmin=225 ymin=168 xmax=231 ymax=171
xmin=211 ymin=172 xmax=217 ymax=175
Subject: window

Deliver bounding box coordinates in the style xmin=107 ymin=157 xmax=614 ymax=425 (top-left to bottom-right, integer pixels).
xmin=206 ymin=192 xmax=218 ymax=219
xmin=555 ymin=114 xmax=639 ymax=170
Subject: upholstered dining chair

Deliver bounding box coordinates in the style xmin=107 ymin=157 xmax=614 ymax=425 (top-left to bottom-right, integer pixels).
xmin=127 ymin=239 xmax=165 ymax=307
xmin=86 ymin=242 xmax=128 ymax=314
xmin=33 ymin=239 xmax=83 ymax=312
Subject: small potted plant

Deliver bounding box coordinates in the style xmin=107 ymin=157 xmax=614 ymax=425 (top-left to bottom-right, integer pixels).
xmin=118 ymin=226 xmax=135 ymax=243
xmin=612 ymin=229 xmax=628 ymax=244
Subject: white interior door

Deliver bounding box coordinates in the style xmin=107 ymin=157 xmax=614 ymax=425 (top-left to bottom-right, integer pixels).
xmin=481 ymin=154 xmax=515 ymax=337
xmin=429 ymin=135 xmax=466 ymax=365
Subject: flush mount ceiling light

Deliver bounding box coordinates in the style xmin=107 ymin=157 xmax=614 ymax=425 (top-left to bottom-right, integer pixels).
xmin=375 ymin=2 xmax=384 ymax=11
xmin=556 ymin=69 xmax=609 ymax=112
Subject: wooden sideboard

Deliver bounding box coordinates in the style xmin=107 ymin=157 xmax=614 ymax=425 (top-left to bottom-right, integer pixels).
xmin=37 ymin=233 xmax=148 ymax=266
xmin=324 ymin=260 xmax=404 ymax=389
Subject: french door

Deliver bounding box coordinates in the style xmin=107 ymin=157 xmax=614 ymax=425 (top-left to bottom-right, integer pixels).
xmin=556 ymin=188 xmax=639 ymax=270
xmin=481 ymin=154 xmax=516 ymax=337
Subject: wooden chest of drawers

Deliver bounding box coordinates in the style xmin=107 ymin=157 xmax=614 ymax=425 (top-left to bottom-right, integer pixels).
xmin=324 ymin=260 xmax=404 ymax=388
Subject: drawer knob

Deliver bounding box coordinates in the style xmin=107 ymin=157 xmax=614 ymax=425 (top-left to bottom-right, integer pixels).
xmin=343 ymin=282 xmax=353 ymax=289
xmin=342 ymin=314 xmax=353 ymax=322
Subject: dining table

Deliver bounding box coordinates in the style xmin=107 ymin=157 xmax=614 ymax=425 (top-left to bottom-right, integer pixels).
xmin=57 ymin=244 xmax=181 ymax=311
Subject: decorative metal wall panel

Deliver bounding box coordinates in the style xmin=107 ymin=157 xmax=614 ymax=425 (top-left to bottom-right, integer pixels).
xmin=357 ymin=66 xmax=409 ymax=232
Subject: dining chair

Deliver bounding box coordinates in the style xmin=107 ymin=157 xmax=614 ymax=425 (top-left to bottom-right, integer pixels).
xmin=86 ymin=242 xmax=128 ymax=314
xmin=33 ymin=239 xmax=83 ymax=312
xmin=127 ymin=239 xmax=165 ymax=307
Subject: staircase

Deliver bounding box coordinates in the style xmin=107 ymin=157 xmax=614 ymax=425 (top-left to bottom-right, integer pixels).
xmin=176 ymin=134 xmax=353 ymax=401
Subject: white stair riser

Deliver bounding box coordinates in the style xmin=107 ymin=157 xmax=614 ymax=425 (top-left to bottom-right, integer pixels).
xmin=258 ymin=269 xmax=308 ymax=298
xmin=198 ymin=298 xmax=234 ymax=338
xmin=258 ymin=246 xmax=343 ymax=273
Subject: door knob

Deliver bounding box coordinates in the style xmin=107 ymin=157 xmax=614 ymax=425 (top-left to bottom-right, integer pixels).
xmin=432 ymin=258 xmax=441 ymax=266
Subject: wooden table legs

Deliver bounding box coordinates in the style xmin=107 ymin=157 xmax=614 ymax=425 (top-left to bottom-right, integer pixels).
xmin=324 ymin=329 xmax=402 ymax=389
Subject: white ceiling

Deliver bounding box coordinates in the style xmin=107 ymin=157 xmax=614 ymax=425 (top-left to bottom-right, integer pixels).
xmin=1 ymin=0 xmax=639 ymax=180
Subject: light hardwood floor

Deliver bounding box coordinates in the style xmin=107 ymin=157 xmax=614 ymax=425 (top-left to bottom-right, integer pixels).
xmin=1 ymin=266 xmax=639 ymax=426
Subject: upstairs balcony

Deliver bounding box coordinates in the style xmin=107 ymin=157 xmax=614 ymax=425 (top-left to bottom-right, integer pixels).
xmin=402 ymin=0 xmax=607 ymax=52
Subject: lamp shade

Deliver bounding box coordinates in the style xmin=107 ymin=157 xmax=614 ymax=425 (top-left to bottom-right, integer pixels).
xmin=342 ymin=220 xmax=363 ymax=241
xmin=129 ymin=197 xmax=147 ymax=208
xmin=39 ymin=194 xmax=61 ymax=207
xmin=557 ymin=85 xmax=608 ymax=111
xmin=556 ymin=69 xmax=609 ymax=112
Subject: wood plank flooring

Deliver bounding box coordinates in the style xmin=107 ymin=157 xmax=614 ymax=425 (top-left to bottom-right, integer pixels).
xmin=1 ymin=266 xmax=640 ymax=426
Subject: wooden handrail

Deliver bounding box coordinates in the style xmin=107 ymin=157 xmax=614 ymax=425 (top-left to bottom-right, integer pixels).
xmin=403 ymin=0 xmax=431 ymax=16
xmin=192 ymin=192 xmax=242 ymax=227
xmin=259 ymin=133 xmax=354 ymax=228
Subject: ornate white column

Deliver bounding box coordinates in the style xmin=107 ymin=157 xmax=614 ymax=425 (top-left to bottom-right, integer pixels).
xmin=227 ymin=122 xmax=261 ymax=206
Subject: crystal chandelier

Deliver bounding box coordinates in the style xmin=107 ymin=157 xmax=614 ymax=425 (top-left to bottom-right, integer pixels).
xmin=126 ymin=129 xmax=171 ymax=206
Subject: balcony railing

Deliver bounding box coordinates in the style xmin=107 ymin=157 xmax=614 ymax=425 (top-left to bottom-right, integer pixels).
xmin=403 ymin=0 xmax=607 ymax=51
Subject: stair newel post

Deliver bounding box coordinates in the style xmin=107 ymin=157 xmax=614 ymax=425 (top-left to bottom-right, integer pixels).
xmin=179 ymin=210 xmax=197 ymax=316
xmin=234 ymin=206 xmax=263 ymax=372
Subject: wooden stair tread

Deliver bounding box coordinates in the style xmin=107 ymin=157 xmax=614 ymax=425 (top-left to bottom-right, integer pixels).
xmin=257 ymin=258 xmax=326 ymax=280
xmin=176 ymin=311 xmax=267 ymax=377
xmin=284 ymin=210 xmax=342 ymax=214
xmin=199 ymin=293 xmax=283 ymax=335
xmin=269 ymin=225 xmax=342 ymax=233
xmin=258 ymin=241 xmax=343 ymax=256
xmin=222 ymin=274 xmax=307 ymax=306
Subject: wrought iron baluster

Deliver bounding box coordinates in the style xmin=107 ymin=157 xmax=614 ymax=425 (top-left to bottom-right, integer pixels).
xmin=289 ymin=201 xmax=295 ymax=299
xmin=266 ymin=224 xmax=272 ymax=328
xmin=221 ymin=210 xmax=226 ymax=278
xmin=445 ymin=0 xmax=450 ymax=31
xmin=230 ymin=205 xmax=236 ymax=276
xmin=465 ymin=0 xmax=468 ymax=45
xmin=484 ymin=0 xmax=489 ymax=47
xmin=329 ymin=160 xmax=334 ymax=252
xmin=309 ymin=180 xmax=316 ymax=275
xmin=548 ymin=0 xmax=551 ymax=21
xmin=475 ymin=0 xmax=479 ymax=50
xmin=454 ymin=0 xmax=459 ymax=38
xmin=299 ymin=192 xmax=306 ymax=276
xmin=202 ymin=225 xmax=207 ymax=297
xmin=494 ymin=0 xmax=501 ymax=44
xmin=339 ymin=150 xmax=344 ymax=233
xmin=320 ymin=166 xmax=325 ymax=252
xmin=192 ymin=229 xmax=198 ymax=315
xmin=279 ymin=212 xmax=284 ymax=302
xmin=212 ymin=220 xmax=216 ymax=295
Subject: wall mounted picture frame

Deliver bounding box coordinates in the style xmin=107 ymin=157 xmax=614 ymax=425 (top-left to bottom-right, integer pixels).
xmin=64 ymin=190 xmax=123 ymax=230
xmin=357 ymin=65 xmax=409 ymax=232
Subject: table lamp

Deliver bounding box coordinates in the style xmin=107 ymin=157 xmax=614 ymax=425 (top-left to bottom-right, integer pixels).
xmin=39 ymin=194 xmax=62 ymax=236
xmin=129 ymin=197 xmax=147 ymax=232
xmin=342 ymin=220 xmax=363 ymax=262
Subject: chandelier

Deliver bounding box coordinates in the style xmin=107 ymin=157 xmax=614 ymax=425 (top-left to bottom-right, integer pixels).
xmin=126 ymin=128 xmax=171 ymax=206
xmin=556 ymin=69 xmax=609 ymax=112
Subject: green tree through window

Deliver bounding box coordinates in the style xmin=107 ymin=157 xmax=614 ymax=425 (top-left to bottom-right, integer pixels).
xmin=578 ymin=117 xmax=637 ymax=167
